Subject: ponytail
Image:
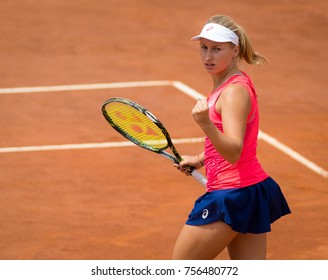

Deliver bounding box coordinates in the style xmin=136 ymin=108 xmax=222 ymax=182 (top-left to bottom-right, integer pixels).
xmin=207 ymin=15 xmax=267 ymax=65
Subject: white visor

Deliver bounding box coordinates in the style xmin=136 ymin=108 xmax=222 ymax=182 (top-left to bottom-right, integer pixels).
xmin=191 ymin=23 xmax=239 ymax=45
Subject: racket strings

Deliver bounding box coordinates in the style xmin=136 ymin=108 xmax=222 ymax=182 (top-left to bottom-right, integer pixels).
xmin=104 ymin=102 xmax=168 ymax=150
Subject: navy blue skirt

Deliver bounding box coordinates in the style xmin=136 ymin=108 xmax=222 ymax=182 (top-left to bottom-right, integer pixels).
xmin=186 ymin=177 xmax=291 ymax=234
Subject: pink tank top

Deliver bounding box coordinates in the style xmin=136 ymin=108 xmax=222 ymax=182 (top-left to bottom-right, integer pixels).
xmin=204 ymin=72 xmax=268 ymax=191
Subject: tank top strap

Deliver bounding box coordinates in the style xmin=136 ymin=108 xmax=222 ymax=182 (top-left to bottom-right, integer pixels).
xmin=207 ymin=72 xmax=257 ymax=123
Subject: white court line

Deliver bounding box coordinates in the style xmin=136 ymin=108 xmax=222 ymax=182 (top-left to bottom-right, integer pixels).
xmin=0 ymin=80 xmax=172 ymax=94
xmin=0 ymin=80 xmax=327 ymax=179
xmin=258 ymin=131 xmax=328 ymax=179
xmin=171 ymin=81 xmax=205 ymax=100
xmin=0 ymin=138 xmax=205 ymax=153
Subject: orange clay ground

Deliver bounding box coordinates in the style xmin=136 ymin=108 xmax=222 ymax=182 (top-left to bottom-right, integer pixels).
xmin=0 ymin=0 xmax=327 ymax=260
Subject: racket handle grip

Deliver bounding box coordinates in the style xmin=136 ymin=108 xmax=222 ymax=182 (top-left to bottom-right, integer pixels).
xmin=191 ymin=170 xmax=207 ymax=186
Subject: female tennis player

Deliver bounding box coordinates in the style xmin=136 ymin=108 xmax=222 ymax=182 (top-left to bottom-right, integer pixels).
xmin=172 ymin=15 xmax=291 ymax=260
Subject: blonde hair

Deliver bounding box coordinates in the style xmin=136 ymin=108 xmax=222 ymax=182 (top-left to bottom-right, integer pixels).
xmin=207 ymin=15 xmax=267 ymax=65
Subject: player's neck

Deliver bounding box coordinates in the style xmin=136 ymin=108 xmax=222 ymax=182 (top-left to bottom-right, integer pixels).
xmin=211 ymin=64 xmax=241 ymax=91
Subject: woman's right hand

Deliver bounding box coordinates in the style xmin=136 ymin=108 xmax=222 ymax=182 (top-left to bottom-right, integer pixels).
xmin=192 ymin=98 xmax=211 ymax=126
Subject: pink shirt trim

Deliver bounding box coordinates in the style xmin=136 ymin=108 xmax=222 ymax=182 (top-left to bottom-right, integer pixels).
xmin=204 ymin=72 xmax=268 ymax=191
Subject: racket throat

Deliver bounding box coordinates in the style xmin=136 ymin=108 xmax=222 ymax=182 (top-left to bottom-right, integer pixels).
xmin=160 ymin=151 xmax=180 ymax=165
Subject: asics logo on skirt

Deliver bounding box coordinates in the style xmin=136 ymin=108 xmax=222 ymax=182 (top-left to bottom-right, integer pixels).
xmin=202 ymin=209 xmax=209 ymax=219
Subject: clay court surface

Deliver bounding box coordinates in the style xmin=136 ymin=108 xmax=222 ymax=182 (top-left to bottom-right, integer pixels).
xmin=0 ymin=0 xmax=327 ymax=260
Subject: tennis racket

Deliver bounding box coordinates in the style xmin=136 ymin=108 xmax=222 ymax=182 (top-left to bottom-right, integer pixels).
xmin=102 ymin=97 xmax=207 ymax=186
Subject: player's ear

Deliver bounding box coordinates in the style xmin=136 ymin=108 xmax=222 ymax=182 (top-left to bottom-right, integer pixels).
xmin=232 ymin=45 xmax=239 ymax=59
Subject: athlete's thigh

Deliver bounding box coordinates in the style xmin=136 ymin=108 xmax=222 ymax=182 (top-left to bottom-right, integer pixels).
xmin=228 ymin=232 xmax=267 ymax=260
xmin=172 ymin=221 xmax=238 ymax=260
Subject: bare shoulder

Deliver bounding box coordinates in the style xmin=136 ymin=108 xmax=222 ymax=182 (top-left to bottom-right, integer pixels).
xmin=221 ymin=83 xmax=249 ymax=99
xmin=216 ymin=84 xmax=250 ymax=113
